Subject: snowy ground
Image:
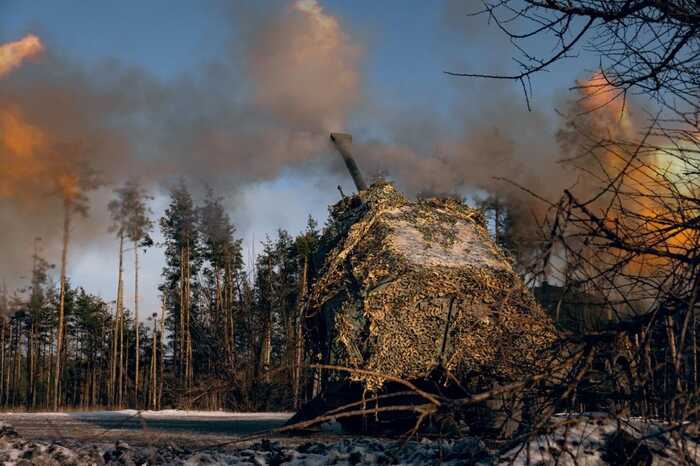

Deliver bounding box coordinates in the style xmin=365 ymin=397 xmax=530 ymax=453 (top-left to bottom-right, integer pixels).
xmin=1 ymin=411 xmax=699 ymax=464
xmin=500 ymin=413 xmax=700 ymax=465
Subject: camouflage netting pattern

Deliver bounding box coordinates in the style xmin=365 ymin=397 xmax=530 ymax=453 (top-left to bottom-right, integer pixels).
xmin=307 ymin=182 xmax=557 ymax=390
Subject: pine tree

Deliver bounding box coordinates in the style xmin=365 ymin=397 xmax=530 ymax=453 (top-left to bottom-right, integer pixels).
xmin=108 ymin=188 xmax=127 ymax=407
xmin=25 ymin=239 xmax=52 ymax=409
xmin=159 ymin=181 xmax=201 ymax=408
xmin=293 ymin=216 xmax=319 ymax=408
xmin=69 ymin=289 xmax=111 ymax=407
xmin=249 ymin=227 xmax=311 ymax=408
xmin=108 ymin=180 xmax=153 ymax=407
xmin=52 ymin=278 xmax=78 ymax=410
xmin=253 ymin=238 xmax=275 ymax=386
xmin=197 ymin=189 xmax=243 ymax=390
xmin=272 ymin=230 xmax=300 ymax=391
xmin=52 ymin=158 xmax=100 ymax=411
xmin=475 ymin=194 xmax=523 ymax=262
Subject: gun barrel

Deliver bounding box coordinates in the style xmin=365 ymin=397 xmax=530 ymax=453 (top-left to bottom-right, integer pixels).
xmin=330 ymin=132 xmax=368 ymax=192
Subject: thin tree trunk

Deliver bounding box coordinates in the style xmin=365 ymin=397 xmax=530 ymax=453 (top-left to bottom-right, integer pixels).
xmin=118 ymin=276 xmax=125 ymax=407
xmin=674 ymin=272 xmax=699 ymax=390
xmin=53 ymin=197 xmax=71 ymax=411
xmin=693 ymin=308 xmax=698 ymax=395
xmin=665 ymin=313 xmax=682 ymax=418
xmin=181 ymin=240 xmax=192 ymax=409
xmin=26 ymin=324 xmax=32 ymax=409
xmin=261 ymin=255 xmax=273 ymax=384
xmin=293 ymin=256 xmax=308 ymax=409
xmin=134 ymin=244 xmax=140 ymax=407
xmin=0 ymin=284 xmax=3 ymax=403
xmin=215 ymin=268 xmax=224 ymax=372
xmin=179 ymin=247 xmax=185 ymax=393
xmin=158 ymin=296 xmax=166 ymax=410
xmin=110 ymin=233 xmax=124 ymax=407
xmin=150 ymin=317 xmax=157 ymax=410
xmin=13 ymin=323 xmax=20 ymax=405
xmin=27 ymin=245 xmax=38 ymax=409
xmin=0 ymin=318 xmax=4 ymax=405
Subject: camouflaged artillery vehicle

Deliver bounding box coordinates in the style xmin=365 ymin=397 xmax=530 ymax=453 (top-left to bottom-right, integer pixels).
xmin=291 ymin=133 xmax=557 ymax=437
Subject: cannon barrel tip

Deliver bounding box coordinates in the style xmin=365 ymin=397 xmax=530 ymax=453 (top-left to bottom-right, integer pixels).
xmin=330 ymin=132 xmax=368 ymax=192
xmin=330 ymin=132 xmax=351 ymax=144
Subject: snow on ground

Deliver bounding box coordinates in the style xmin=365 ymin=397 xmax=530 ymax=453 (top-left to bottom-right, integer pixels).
xmin=0 ymin=421 xmax=488 ymax=465
xmin=499 ymin=413 xmax=700 ymax=465
xmin=1 ymin=412 xmax=699 ymax=465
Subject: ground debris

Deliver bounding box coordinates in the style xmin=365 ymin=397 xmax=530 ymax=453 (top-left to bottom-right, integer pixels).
xmin=2 ymin=414 xmax=697 ymax=465
xmin=497 ymin=413 xmax=700 ymax=466
xmin=0 ymin=423 xmax=104 ymax=466
xmin=0 ymin=419 xmax=490 ymax=465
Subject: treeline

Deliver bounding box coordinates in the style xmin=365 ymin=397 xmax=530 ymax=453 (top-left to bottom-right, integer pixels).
xmin=0 ymin=180 xmax=320 ymax=411
xmin=1 ymin=179 xmax=698 ymax=419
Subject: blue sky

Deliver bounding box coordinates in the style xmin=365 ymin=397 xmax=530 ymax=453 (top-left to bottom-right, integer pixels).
xmin=0 ymin=0 xmax=600 ymax=314
xmin=0 ymin=0 xmax=230 ymax=77
xmin=0 ymin=0 xmax=594 ymax=115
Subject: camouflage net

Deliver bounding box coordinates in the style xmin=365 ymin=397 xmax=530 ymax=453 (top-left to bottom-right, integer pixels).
xmin=307 ymin=182 xmax=557 ymax=390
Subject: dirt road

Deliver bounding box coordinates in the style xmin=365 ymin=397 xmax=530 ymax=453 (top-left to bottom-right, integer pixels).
xmin=1 ymin=410 xmax=295 ymax=448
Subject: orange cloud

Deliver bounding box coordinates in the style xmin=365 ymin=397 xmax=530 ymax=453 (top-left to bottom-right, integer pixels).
xmin=0 ymin=34 xmax=44 ymax=78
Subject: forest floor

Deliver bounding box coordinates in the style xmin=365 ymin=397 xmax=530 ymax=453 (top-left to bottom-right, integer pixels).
xmin=1 ymin=411 xmax=699 ymax=464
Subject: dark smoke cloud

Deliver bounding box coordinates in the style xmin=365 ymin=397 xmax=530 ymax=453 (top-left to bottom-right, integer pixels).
xmin=354 ymin=79 xmax=571 ymax=202
xmin=0 ymin=0 xmax=604 ymax=295
xmin=0 ymin=0 xmax=361 ymax=286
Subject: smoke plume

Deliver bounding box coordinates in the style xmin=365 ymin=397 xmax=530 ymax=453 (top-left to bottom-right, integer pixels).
xmin=0 ymin=34 xmax=43 ymax=78
xmin=246 ymin=0 xmax=361 ymax=132
xmin=0 ymin=1 xmax=641 ymax=293
xmin=0 ymin=1 xmax=363 ymax=284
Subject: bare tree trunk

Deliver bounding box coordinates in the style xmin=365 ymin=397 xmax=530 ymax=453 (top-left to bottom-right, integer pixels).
xmin=27 ymin=245 xmax=38 ymax=409
xmin=664 ymin=315 xmax=679 ymax=418
xmin=150 ymin=317 xmax=157 ymax=410
xmin=181 ymin=241 xmax=192 ymax=409
xmin=261 ymin=255 xmax=273 ymax=384
xmin=158 ymin=296 xmax=166 ymax=410
xmin=293 ymin=256 xmax=308 ymax=410
xmin=186 ymin=243 xmax=192 ymax=407
xmin=118 ymin=276 xmax=125 ymax=408
xmin=220 ymin=268 xmax=230 ymax=370
xmin=228 ymin=269 xmax=239 ymax=373
xmin=25 ymin=324 xmax=32 ymax=409
xmin=1 ymin=283 xmax=7 ymax=406
xmin=134 ymin=244 xmax=140 ymax=407
xmin=53 ymin=197 xmax=71 ymax=411
xmin=693 ymin=308 xmax=698 ymax=395
xmin=214 ymin=268 xmax=223 ymax=372
xmin=110 ymin=233 xmax=124 ymax=407
xmin=13 ymin=324 xmax=20 ymax=405
xmin=675 ymin=273 xmax=700 ymax=389
xmin=0 ymin=318 xmax=4 ymax=405
xmin=109 ymin=307 xmax=115 ymax=406
xmin=179 ymin=247 xmax=185 ymax=397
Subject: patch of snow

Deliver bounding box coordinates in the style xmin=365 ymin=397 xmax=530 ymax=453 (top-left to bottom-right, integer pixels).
xmin=384 ymin=208 xmax=510 ymax=271
xmin=0 ymin=420 xmax=488 ymax=465
xmin=498 ymin=413 xmax=700 ymax=465
xmin=1 ymin=414 xmax=698 ymax=465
